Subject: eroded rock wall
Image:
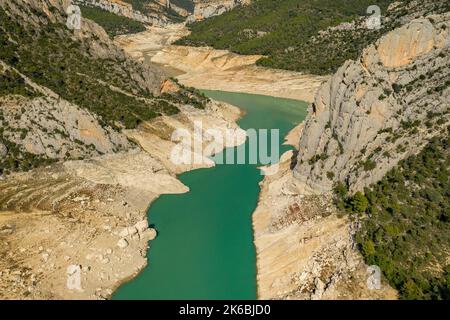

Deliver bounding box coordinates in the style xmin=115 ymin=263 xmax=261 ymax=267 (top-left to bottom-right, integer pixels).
xmin=294 ymin=14 xmax=450 ymax=193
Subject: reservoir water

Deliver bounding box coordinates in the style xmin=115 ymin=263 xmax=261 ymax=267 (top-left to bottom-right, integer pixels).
xmin=113 ymin=91 xmax=308 ymax=299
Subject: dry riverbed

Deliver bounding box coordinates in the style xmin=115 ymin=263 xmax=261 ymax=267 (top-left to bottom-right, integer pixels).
xmin=115 ymin=25 xmax=328 ymax=103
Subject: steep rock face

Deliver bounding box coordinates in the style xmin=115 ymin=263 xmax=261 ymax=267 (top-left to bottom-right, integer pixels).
xmin=253 ymin=157 xmax=397 ymax=300
xmin=294 ymin=14 xmax=450 ymax=193
xmin=186 ymin=0 xmax=249 ymax=23
xmin=0 ymin=63 xmax=131 ymax=160
xmin=156 ymin=0 xmax=190 ymax=16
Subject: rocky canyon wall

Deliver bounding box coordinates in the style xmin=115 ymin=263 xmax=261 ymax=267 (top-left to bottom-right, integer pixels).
xmin=186 ymin=0 xmax=250 ymax=23
xmin=294 ymin=13 xmax=450 ymax=193
xmin=75 ymin=0 xmax=171 ymax=25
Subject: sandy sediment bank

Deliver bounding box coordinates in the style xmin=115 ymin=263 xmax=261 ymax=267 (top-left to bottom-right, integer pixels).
xmin=0 ymin=100 xmax=245 ymax=299
xmin=116 ymin=27 xmax=328 ymax=103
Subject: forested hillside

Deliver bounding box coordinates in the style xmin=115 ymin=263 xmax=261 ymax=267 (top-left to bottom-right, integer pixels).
xmin=336 ymin=132 xmax=450 ymax=300
xmin=79 ymin=5 xmax=147 ymax=36
xmin=177 ymin=0 xmax=450 ymax=74
xmin=0 ymin=6 xmax=175 ymax=129
xmin=0 ymin=0 xmax=206 ymax=175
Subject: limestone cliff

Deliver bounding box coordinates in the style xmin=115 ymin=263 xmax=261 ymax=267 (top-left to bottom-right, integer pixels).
xmin=0 ymin=0 xmax=177 ymax=172
xmin=186 ymin=0 xmax=249 ymax=23
xmin=294 ymin=13 xmax=450 ymax=193
xmin=0 ymin=0 xmax=247 ymax=299
xmin=75 ymin=0 xmax=172 ymax=25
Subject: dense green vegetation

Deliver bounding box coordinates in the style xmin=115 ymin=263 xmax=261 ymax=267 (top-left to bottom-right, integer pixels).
xmin=171 ymin=0 xmax=194 ymax=12
xmin=79 ymin=5 xmax=146 ymax=37
xmin=0 ymin=6 xmax=179 ymax=130
xmin=123 ymin=0 xmax=195 ymax=14
xmin=162 ymin=78 xmax=210 ymax=109
xmin=177 ymin=0 xmax=448 ymax=75
xmin=122 ymin=0 xmax=153 ymax=14
xmin=177 ymin=0 xmax=394 ymax=74
xmin=335 ymin=132 xmax=450 ymax=300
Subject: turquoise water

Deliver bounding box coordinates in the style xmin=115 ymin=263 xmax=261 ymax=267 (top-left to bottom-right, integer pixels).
xmin=113 ymin=91 xmax=308 ymax=299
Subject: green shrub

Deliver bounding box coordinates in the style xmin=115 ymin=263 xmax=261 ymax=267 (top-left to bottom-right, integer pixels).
xmin=350 ymin=191 xmax=369 ymax=213
xmin=363 ymin=159 xmax=376 ymax=171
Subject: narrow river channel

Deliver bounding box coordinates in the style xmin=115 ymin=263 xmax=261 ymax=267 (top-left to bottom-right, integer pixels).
xmin=114 ymin=90 xmax=308 ymax=299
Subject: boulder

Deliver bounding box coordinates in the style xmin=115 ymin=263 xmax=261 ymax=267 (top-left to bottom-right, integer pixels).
xmin=127 ymin=226 xmax=138 ymax=236
xmin=119 ymin=226 xmax=138 ymax=237
xmin=134 ymin=219 xmax=148 ymax=233
xmin=117 ymin=238 xmax=128 ymax=249
xmin=41 ymin=252 xmax=50 ymax=262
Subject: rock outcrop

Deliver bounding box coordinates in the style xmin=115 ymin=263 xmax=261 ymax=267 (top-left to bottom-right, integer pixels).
xmin=294 ymin=13 xmax=450 ymax=193
xmin=186 ymin=0 xmax=250 ymax=23
xmin=75 ymin=0 xmax=171 ymax=26
xmin=156 ymin=0 xmax=190 ymax=17
xmin=0 ymin=63 xmax=132 ymax=160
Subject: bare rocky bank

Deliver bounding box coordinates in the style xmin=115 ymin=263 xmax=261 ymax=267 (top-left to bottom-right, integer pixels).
xmin=254 ymin=151 xmax=398 ymax=300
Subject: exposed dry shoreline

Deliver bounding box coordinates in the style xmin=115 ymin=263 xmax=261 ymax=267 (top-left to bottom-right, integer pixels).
xmin=0 ymin=100 xmax=245 ymax=299
xmin=0 ymin=23 xmax=386 ymax=299
xmin=116 ymin=25 xmax=328 ymax=103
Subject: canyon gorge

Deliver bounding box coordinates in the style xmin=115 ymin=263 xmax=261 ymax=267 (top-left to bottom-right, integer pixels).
xmin=0 ymin=0 xmax=448 ymax=300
